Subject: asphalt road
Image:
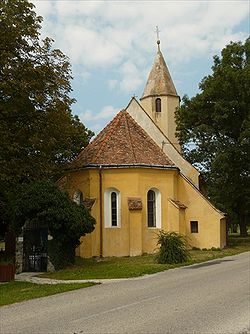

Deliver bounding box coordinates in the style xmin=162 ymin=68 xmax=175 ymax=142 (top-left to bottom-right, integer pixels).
xmin=1 ymin=252 xmax=250 ymax=334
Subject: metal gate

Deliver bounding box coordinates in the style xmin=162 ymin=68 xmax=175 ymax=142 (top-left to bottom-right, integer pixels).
xmin=23 ymin=224 xmax=48 ymax=272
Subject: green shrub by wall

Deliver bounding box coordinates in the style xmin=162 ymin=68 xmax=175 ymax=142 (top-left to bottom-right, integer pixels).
xmin=156 ymin=231 xmax=190 ymax=264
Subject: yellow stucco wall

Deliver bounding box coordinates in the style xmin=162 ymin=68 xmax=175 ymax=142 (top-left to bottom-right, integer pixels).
xmin=177 ymin=175 xmax=226 ymax=249
xmin=167 ymin=201 xmax=181 ymax=233
xmin=126 ymin=98 xmax=200 ymax=187
xmin=140 ymin=95 xmax=180 ymax=152
xmin=64 ymin=167 xmax=226 ymax=258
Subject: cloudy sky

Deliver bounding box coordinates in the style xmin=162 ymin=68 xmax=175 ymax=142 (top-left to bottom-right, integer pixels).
xmin=33 ymin=0 xmax=249 ymax=134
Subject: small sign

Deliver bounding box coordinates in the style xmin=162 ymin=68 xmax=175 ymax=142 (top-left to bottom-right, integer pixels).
xmin=128 ymin=197 xmax=142 ymax=210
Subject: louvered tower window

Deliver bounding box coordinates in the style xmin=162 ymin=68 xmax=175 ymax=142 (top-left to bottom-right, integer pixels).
xmin=155 ymin=98 xmax=161 ymax=112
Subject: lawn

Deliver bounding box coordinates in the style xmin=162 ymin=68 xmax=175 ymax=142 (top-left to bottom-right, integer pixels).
xmin=0 ymin=281 xmax=96 ymax=306
xmin=1 ymin=236 xmax=249 ymax=307
xmin=39 ymin=235 xmax=250 ymax=280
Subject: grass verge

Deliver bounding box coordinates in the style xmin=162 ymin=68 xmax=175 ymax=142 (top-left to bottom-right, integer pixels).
xmin=0 ymin=281 xmax=96 ymax=306
xmin=39 ymin=236 xmax=250 ymax=280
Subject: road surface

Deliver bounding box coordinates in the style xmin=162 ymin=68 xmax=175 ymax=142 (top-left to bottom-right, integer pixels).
xmin=1 ymin=252 xmax=250 ymax=334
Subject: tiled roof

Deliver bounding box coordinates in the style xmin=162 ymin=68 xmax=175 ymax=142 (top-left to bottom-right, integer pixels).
xmin=141 ymin=50 xmax=178 ymax=98
xmin=83 ymin=198 xmax=96 ymax=210
xmin=169 ymin=199 xmax=187 ymax=209
xmin=69 ymin=110 xmax=174 ymax=169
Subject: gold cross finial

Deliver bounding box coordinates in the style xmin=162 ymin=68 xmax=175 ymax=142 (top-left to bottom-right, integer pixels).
xmin=155 ymin=26 xmax=160 ymax=51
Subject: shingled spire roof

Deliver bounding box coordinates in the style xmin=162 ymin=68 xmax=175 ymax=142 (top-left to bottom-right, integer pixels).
xmin=69 ymin=110 xmax=174 ymax=170
xmin=141 ymin=49 xmax=178 ymax=99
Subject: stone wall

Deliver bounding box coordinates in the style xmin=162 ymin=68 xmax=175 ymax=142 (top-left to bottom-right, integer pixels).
xmin=15 ymin=238 xmax=23 ymax=274
xmin=47 ymin=256 xmax=55 ymax=272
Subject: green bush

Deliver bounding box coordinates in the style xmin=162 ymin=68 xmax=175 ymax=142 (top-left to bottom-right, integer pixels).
xmin=192 ymin=246 xmax=201 ymax=251
xmin=211 ymin=247 xmax=221 ymax=251
xmin=156 ymin=231 xmax=190 ymax=264
xmin=48 ymin=239 xmax=76 ymax=270
xmin=0 ymin=253 xmax=14 ymax=264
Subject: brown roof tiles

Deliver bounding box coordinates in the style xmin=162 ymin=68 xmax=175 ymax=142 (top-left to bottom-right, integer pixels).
xmin=169 ymin=199 xmax=187 ymax=209
xmin=69 ymin=110 xmax=175 ymax=169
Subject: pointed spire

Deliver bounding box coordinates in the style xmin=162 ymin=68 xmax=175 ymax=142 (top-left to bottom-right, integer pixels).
xmin=141 ymin=35 xmax=178 ymax=99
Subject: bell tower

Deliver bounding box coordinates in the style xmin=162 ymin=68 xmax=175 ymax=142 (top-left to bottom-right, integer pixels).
xmin=140 ymin=28 xmax=181 ymax=152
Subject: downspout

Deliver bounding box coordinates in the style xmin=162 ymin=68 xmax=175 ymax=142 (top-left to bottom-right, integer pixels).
xmin=99 ymin=165 xmax=103 ymax=257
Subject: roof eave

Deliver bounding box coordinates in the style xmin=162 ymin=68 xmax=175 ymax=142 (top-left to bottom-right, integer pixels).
xmin=140 ymin=93 xmax=180 ymax=101
xmin=65 ymin=163 xmax=179 ymax=172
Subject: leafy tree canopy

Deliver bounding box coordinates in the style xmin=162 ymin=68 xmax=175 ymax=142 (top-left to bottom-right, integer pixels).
xmin=176 ymin=38 xmax=250 ymax=236
xmin=9 ymin=181 xmax=96 ymax=268
xmin=0 ymin=0 xmax=93 ymax=190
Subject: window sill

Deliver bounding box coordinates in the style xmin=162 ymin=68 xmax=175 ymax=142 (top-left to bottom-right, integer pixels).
xmin=147 ymin=227 xmax=161 ymax=229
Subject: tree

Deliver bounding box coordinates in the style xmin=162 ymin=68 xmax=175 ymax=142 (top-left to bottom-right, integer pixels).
xmin=0 ymin=0 xmax=93 ymax=191
xmin=9 ymin=181 xmax=96 ymax=269
xmin=176 ymin=38 xmax=250 ymax=236
xmin=0 ymin=0 xmax=94 ymax=230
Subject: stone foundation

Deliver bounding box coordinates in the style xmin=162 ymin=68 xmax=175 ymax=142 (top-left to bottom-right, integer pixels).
xmin=47 ymin=256 xmax=55 ymax=272
xmin=15 ymin=238 xmax=23 ymax=274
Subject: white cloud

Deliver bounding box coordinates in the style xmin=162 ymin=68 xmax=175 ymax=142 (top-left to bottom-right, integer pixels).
xmin=33 ymin=0 xmax=249 ymax=94
xmin=107 ymin=61 xmax=145 ymax=93
xmin=90 ymin=123 xmax=103 ymax=135
xmin=55 ymin=1 xmax=103 ymax=18
xmin=119 ymin=61 xmax=144 ymax=93
xmin=33 ymin=1 xmax=54 ymax=17
xmin=50 ymin=24 xmax=123 ymax=67
xmin=79 ymin=70 xmax=91 ymax=82
xmin=79 ymin=105 xmax=119 ymax=122
xmin=78 ymin=105 xmax=120 ymax=135
xmin=108 ymin=79 xmax=118 ymax=90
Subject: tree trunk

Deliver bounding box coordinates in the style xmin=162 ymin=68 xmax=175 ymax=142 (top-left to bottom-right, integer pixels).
xmin=239 ymin=220 xmax=247 ymax=237
xmin=5 ymin=231 xmax=16 ymax=255
xmin=236 ymin=205 xmax=248 ymax=237
xmin=232 ymin=224 xmax=238 ymax=233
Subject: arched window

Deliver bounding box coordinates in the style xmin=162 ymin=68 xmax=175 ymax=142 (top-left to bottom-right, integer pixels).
xmin=104 ymin=188 xmax=121 ymax=228
xmin=155 ymin=98 xmax=161 ymax=112
xmin=111 ymin=192 xmax=118 ymax=227
xmin=147 ymin=190 xmax=156 ymax=227
xmin=73 ymin=190 xmax=84 ymax=205
xmin=147 ymin=188 xmax=161 ymax=228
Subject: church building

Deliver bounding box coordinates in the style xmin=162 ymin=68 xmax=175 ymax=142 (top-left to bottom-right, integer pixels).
xmin=62 ymin=39 xmax=227 ymax=258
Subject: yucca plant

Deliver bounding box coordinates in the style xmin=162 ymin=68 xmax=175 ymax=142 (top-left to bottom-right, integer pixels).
xmin=156 ymin=231 xmax=190 ymax=264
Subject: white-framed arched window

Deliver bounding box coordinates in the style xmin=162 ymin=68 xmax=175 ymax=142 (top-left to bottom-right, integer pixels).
xmin=73 ymin=190 xmax=84 ymax=205
xmin=104 ymin=188 xmax=121 ymax=228
xmin=147 ymin=188 xmax=161 ymax=228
